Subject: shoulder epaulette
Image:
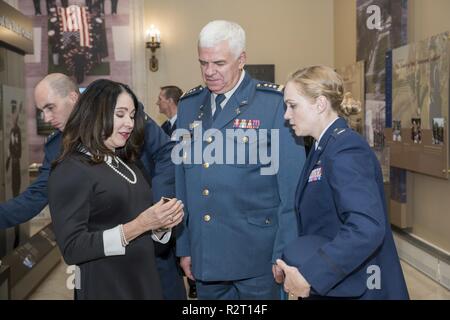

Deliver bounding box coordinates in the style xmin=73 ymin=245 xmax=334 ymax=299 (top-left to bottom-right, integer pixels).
xmin=256 ymin=82 xmax=284 ymax=94
xmin=331 ymin=127 xmax=348 ymax=138
xmin=180 ymin=85 xmax=204 ymax=100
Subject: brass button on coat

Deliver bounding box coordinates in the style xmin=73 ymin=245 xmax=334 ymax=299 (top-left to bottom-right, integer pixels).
xmin=204 ymin=214 xmax=211 ymax=222
xmin=203 ymin=189 xmax=210 ymax=196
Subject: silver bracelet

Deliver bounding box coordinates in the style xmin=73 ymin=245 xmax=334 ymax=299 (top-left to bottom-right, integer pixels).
xmin=119 ymin=224 xmax=129 ymax=246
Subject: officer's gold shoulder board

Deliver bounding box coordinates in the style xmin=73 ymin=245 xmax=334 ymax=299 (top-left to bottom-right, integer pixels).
xmin=256 ymin=82 xmax=284 ymax=94
xmin=180 ymin=85 xmax=204 ymax=100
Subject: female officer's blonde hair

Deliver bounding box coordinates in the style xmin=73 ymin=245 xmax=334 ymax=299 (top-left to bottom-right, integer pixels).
xmin=288 ymin=65 xmax=361 ymax=117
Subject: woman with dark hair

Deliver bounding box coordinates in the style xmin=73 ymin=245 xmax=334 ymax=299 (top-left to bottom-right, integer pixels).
xmin=49 ymin=79 xmax=184 ymax=299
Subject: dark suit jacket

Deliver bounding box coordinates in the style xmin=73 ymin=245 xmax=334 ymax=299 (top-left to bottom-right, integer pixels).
xmin=293 ymin=117 xmax=409 ymax=299
xmin=161 ymin=119 xmax=177 ymax=137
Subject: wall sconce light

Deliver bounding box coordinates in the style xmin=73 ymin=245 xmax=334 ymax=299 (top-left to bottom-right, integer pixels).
xmin=146 ymin=25 xmax=161 ymax=72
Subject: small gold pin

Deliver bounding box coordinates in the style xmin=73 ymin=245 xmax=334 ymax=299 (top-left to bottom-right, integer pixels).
xmin=189 ymin=122 xmax=200 ymax=130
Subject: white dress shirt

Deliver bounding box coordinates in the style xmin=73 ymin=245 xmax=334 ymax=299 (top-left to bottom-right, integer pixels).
xmin=314 ymin=117 xmax=340 ymax=150
xmin=211 ymin=70 xmax=246 ymax=117
xmin=169 ymin=114 xmax=177 ymax=128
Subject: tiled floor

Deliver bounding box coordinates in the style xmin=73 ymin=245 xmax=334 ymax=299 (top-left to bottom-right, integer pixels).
xmin=28 ymin=259 xmax=73 ymax=300
xmin=401 ymin=261 xmax=450 ymax=299
xmin=27 ymin=258 xmax=450 ymax=300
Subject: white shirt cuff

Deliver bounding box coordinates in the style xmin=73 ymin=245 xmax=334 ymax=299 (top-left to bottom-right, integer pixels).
xmin=151 ymin=229 xmax=172 ymax=244
xmin=103 ymin=225 xmax=126 ymax=256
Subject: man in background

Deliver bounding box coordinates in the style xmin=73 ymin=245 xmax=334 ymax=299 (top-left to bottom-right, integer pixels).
xmin=157 ymin=86 xmax=182 ymax=137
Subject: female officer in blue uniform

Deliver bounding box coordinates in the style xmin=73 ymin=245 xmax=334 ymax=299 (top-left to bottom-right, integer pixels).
xmin=276 ymin=65 xmax=409 ymax=299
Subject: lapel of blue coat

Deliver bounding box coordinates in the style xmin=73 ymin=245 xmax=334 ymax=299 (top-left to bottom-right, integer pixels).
xmin=294 ymin=117 xmax=348 ymax=215
xmin=294 ymin=141 xmax=316 ymax=219
xmin=197 ymin=91 xmax=213 ymax=130
xmin=212 ymin=72 xmax=254 ymax=130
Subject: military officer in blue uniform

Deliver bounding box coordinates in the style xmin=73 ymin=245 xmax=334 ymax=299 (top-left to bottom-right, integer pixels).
xmin=0 ymin=73 xmax=186 ymax=300
xmin=277 ymin=65 xmax=409 ymax=299
xmin=175 ymin=20 xmax=306 ymax=300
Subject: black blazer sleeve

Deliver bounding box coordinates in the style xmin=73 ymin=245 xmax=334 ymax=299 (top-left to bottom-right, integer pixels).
xmin=49 ymin=158 xmax=105 ymax=265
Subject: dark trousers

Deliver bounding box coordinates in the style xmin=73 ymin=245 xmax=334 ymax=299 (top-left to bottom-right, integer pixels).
xmin=196 ymin=272 xmax=280 ymax=300
xmin=303 ymin=295 xmax=351 ymax=300
xmin=155 ymin=246 xmax=187 ymax=300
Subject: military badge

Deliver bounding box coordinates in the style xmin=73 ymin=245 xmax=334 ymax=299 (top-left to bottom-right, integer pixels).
xmin=308 ymin=167 xmax=322 ymax=183
xmin=233 ymin=119 xmax=261 ymax=129
xmin=189 ymin=122 xmax=200 ymax=130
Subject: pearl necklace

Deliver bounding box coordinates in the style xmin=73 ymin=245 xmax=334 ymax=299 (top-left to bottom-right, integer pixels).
xmin=105 ymin=156 xmax=137 ymax=184
xmin=77 ymin=146 xmax=137 ymax=185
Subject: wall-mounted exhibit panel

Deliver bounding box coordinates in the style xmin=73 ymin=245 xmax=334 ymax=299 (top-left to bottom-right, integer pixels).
xmin=1 ymin=85 xmax=29 ymax=200
xmin=388 ymin=32 xmax=449 ymax=179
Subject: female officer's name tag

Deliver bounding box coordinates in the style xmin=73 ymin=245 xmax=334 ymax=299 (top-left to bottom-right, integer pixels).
xmin=308 ymin=167 xmax=322 ymax=183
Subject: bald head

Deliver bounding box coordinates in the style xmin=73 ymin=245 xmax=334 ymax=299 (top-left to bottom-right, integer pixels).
xmin=35 ymin=73 xmax=79 ymax=98
xmin=34 ymin=73 xmax=79 ymax=131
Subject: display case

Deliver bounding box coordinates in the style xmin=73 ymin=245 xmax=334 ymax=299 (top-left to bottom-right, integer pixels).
xmin=0 ymin=264 xmax=11 ymax=300
xmin=1 ymin=224 xmax=60 ymax=299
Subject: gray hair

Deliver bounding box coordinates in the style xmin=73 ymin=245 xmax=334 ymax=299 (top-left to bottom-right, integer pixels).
xmin=198 ymin=20 xmax=246 ymax=58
